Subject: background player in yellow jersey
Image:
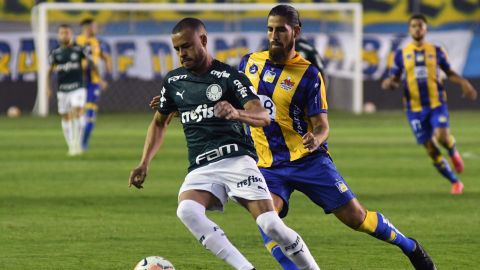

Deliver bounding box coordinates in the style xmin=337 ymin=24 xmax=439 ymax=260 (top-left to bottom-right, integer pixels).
xmin=240 ymin=5 xmax=436 ymax=270
xmin=76 ymin=18 xmax=112 ymax=151
xmin=382 ymin=14 xmax=477 ymax=195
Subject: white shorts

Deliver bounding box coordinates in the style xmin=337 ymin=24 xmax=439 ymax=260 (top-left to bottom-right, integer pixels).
xmin=179 ymin=155 xmax=272 ymax=211
xmin=57 ymin=88 xmax=86 ymax=114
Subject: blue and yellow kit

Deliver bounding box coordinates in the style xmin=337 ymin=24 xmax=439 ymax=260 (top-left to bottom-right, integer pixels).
xmin=390 ymin=42 xmax=452 ymax=112
xmin=239 ymin=51 xmax=328 ymax=168
xmin=239 ymin=51 xmax=355 ymax=217
xmin=75 ymin=34 xmax=104 ymax=85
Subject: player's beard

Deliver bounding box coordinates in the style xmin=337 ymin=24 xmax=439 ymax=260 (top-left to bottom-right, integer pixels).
xmin=269 ymin=38 xmax=294 ymax=64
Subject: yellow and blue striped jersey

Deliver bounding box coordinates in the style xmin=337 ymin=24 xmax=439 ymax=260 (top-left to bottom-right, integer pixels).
xmin=239 ymin=51 xmax=328 ymax=168
xmin=75 ymin=35 xmax=104 ymax=84
xmin=390 ymin=42 xmax=452 ymax=112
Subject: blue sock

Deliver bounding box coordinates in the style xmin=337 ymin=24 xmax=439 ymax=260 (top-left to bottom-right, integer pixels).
xmin=433 ymin=156 xmax=458 ymax=183
xmin=357 ymin=211 xmax=416 ymax=254
xmin=259 ymin=226 xmax=298 ymax=270
xmin=82 ymin=108 xmax=97 ymax=150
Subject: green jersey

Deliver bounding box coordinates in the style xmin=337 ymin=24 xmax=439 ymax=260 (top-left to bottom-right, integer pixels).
xmin=49 ymin=44 xmax=88 ymax=92
xmin=158 ymin=60 xmax=259 ymax=172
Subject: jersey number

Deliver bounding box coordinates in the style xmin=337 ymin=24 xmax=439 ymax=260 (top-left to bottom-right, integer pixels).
xmin=258 ymin=95 xmax=276 ymax=120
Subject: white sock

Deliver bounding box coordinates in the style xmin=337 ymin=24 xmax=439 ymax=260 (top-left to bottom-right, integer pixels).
xmin=72 ymin=117 xmax=82 ymax=153
xmin=61 ymin=119 xmax=74 ymax=153
xmin=256 ymin=211 xmax=320 ymax=270
xmin=177 ymin=200 xmax=254 ymax=270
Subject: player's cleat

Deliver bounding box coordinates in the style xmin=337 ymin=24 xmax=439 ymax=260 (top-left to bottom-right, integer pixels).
xmin=407 ymin=238 xmax=437 ymax=270
xmin=450 ymin=151 xmax=464 ymax=173
xmin=450 ymin=181 xmax=464 ymax=195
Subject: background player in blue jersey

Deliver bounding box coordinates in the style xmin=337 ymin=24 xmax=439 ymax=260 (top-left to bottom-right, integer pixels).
xmin=382 ymin=14 xmax=477 ymax=195
xmin=130 ymin=18 xmax=320 ymax=270
xmin=240 ymin=5 xmax=436 ymax=270
xmin=76 ymin=18 xmax=112 ymax=151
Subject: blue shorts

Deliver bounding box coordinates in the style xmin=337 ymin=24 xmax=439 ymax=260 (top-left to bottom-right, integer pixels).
xmin=406 ymin=105 xmax=450 ymax=144
xmin=86 ymin=83 xmax=101 ymax=104
xmin=259 ymin=152 xmax=356 ymax=218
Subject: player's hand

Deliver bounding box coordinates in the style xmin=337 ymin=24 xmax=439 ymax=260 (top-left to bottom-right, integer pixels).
xmin=381 ymin=78 xmax=399 ymax=91
xmin=461 ymin=81 xmax=477 ymax=100
xmin=302 ymin=132 xmax=320 ymax=152
xmin=129 ymin=165 xmax=148 ymax=189
xmin=214 ymin=101 xmax=239 ymax=120
xmin=150 ymin=95 xmax=160 ymax=110
xmin=99 ymin=80 xmax=109 ymax=91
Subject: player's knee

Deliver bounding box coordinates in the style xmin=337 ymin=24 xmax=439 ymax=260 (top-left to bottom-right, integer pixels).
xmin=176 ymin=200 xmax=205 ymax=225
xmin=256 ymin=211 xmax=286 ymax=242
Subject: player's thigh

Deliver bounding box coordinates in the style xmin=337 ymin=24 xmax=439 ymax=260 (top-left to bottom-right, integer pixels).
xmin=406 ymin=110 xmax=432 ymax=144
xmin=178 ymin=189 xmax=221 ymax=210
xmin=70 ymin=88 xmax=87 ymax=111
xmin=86 ymin=83 xmax=101 ymax=104
xmin=57 ymin=91 xmax=70 ymax=115
xmin=290 ymin=153 xmax=356 ymax=214
xmin=431 ymin=105 xmax=450 ymax=142
xmin=259 ymin=167 xmax=294 ymax=218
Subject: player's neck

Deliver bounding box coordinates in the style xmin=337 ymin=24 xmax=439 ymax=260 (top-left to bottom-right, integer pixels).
xmin=60 ymin=41 xmax=73 ymax=48
xmin=190 ymin=55 xmax=214 ymax=75
xmin=412 ymin=39 xmax=425 ymax=47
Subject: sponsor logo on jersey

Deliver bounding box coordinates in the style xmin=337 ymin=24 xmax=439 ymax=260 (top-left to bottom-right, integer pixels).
xmin=233 ymin=79 xmax=248 ymax=98
xmin=55 ymin=62 xmax=81 ymax=72
xmin=206 ymin=84 xmax=223 ymax=101
xmin=249 ymin=64 xmax=258 ymax=74
xmin=210 ymin=70 xmax=231 ymax=78
xmin=176 ymin=90 xmax=185 ymax=100
xmin=181 ymin=104 xmax=214 ymax=124
xmin=167 ymin=74 xmax=187 ymax=83
xmin=237 ymin=175 xmax=265 ymax=189
xmin=58 ymin=82 xmax=81 ymax=91
xmin=263 ymin=70 xmax=276 ymax=83
xmin=438 ymin=115 xmax=448 ymax=123
xmin=195 ymin=143 xmax=239 ymax=165
xmin=335 ymin=180 xmax=349 ymax=193
xmin=280 ymin=76 xmax=295 ymax=91
xmin=159 ymin=87 xmax=167 ymax=108
xmin=416 ymin=53 xmax=425 ymax=62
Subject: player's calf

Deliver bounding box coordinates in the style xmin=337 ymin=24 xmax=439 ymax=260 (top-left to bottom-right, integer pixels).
xmin=256 ymin=211 xmax=320 ymax=270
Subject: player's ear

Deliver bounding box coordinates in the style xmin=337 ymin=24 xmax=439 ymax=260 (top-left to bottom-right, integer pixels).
xmin=200 ymin=33 xmax=208 ymax=47
xmin=293 ymin=26 xmax=301 ymax=39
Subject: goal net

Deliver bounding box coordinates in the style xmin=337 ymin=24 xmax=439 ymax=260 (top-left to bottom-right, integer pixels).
xmin=32 ymin=3 xmax=363 ymax=116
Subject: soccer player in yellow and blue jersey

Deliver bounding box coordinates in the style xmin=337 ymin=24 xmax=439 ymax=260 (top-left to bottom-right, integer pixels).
xmin=382 ymin=14 xmax=477 ymax=195
xmin=240 ymin=5 xmax=436 ymax=270
xmin=76 ymin=18 xmax=112 ymax=151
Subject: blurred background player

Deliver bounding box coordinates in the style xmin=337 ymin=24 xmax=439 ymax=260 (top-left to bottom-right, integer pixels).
xmin=48 ymin=24 xmax=90 ymax=156
xmin=240 ymin=5 xmax=436 ymax=270
xmin=76 ymin=18 xmax=112 ymax=151
xmin=382 ymin=14 xmax=477 ymax=195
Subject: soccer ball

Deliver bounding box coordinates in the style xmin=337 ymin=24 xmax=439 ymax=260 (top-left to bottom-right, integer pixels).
xmin=133 ymin=256 xmax=175 ymax=270
xmin=6 ymin=106 xmax=21 ymax=118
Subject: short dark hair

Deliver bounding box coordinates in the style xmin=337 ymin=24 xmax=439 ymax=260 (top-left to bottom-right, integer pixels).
xmin=409 ymin=14 xmax=427 ymax=24
xmin=268 ymin=4 xmax=302 ymax=28
xmin=80 ymin=18 xmax=94 ymax=26
xmin=58 ymin=24 xmax=71 ymax=29
xmin=172 ymin=17 xmax=206 ymax=34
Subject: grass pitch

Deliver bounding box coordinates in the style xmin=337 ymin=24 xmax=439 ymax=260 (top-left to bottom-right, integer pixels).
xmin=1 ymin=111 xmax=479 ymax=269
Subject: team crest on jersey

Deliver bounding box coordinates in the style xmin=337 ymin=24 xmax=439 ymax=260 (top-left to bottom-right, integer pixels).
xmin=206 ymin=84 xmax=223 ymax=101
xmin=249 ymin=64 xmax=258 ymax=74
xmin=70 ymin=52 xmax=78 ymax=61
xmin=335 ymin=180 xmax=349 ymax=193
xmin=280 ymin=76 xmax=295 ymax=91
xmin=428 ymin=54 xmax=434 ymax=59
xmin=56 ymin=55 xmax=62 ymax=61
xmin=263 ymin=70 xmax=276 ymax=83
xmin=406 ymin=54 xmax=412 ymax=60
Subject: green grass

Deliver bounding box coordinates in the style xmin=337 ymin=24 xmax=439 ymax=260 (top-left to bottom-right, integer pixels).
xmin=1 ymin=111 xmax=479 ymax=269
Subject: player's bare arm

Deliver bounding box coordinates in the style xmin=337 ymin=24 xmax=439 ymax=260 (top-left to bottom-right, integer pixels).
xmin=47 ymin=65 xmax=55 ymax=98
xmin=445 ymin=70 xmax=478 ymax=100
xmin=381 ymin=75 xmax=401 ymax=90
xmin=214 ymin=99 xmax=270 ymax=127
xmin=302 ymin=113 xmax=329 ymax=152
xmin=129 ymin=111 xmax=175 ymax=189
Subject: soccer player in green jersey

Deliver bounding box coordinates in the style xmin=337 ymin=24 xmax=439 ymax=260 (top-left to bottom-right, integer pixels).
xmin=48 ymin=24 xmax=91 ymax=156
xmin=129 ymin=18 xmax=320 ymax=270
xmin=382 ymin=14 xmax=477 ymax=194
